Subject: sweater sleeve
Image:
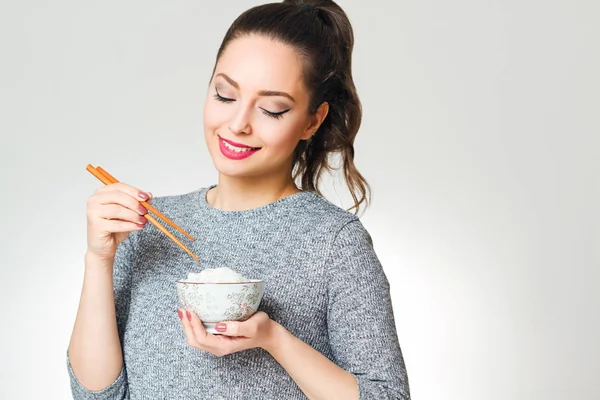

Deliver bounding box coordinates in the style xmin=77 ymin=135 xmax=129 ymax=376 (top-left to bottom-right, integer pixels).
xmin=67 ymin=236 xmax=134 ymax=400
xmin=326 ymin=220 xmax=410 ymax=400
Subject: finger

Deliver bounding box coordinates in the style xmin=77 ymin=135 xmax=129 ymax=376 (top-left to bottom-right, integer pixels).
xmin=94 ymin=219 xmax=146 ymax=233
xmin=186 ymin=312 xmax=241 ymax=356
xmin=215 ymin=320 xmax=254 ymax=338
xmin=95 ymin=182 xmax=151 ymax=202
xmin=179 ymin=309 xmax=199 ymax=348
xmin=92 ymin=190 xmax=149 ymax=216
xmin=186 ymin=310 xmax=208 ymax=341
xmin=95 ymin=205 xmax=148 ymax=226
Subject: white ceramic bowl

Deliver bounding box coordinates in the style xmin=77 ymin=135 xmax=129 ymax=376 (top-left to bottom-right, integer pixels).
xmin=175 ymin=279 xmax=265 ymax=334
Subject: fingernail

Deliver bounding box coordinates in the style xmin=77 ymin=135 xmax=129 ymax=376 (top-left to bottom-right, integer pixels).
xmin=138 ymin=192 xmax=149 ymax=200
xmin=215 ymin=323 xmax=227 ymax=332
xmin=138 ymin=204 xmax=148 ymax=215
xmin=177 ymin=310 xmax=183 ymax=320
xmin=138 ymin=216 xmax=147 ymax=225
xmin=186 ymin=311 xmax=192 ymax=321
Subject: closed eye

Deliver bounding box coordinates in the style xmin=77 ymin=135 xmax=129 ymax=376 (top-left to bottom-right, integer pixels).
xmin=260 ymin=108 xmax=290 ymax=120
xmin=214 ymin=89 xmax=234 ymax=103
xmin=215 ymin=88 xmax=290 ymax=120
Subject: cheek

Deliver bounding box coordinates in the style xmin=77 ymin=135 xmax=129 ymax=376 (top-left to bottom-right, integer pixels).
xmin=203 ymin=100 xmax=228 ymax=133
xmin=259 ymin=119 xmax=306 ymax=150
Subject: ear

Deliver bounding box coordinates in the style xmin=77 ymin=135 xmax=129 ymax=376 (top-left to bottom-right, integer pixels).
xmin=301 ymin=102 xmax=329 ymax=140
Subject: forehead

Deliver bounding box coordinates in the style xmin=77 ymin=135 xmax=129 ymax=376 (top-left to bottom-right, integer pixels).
xmin=214 ymin=35 xmax=306 ymax=95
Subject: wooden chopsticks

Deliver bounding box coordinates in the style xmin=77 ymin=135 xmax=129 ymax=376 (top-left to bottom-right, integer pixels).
xmin=86 ymin=164 xmax=200 ymax=262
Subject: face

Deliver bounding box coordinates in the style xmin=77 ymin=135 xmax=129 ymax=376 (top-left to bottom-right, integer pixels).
xmin=203 ymin=34 xmax=326 ymax=181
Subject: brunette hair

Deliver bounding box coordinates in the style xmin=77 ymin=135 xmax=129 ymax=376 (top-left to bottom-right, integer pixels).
xmin=213 ymin=0 xmax=370 ymax=214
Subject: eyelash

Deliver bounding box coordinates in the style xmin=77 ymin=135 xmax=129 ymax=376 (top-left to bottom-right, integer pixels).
xmin=213 ymin=90 xmax=290 ymax=120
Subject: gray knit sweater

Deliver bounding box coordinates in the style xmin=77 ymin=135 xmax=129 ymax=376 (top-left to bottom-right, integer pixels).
xmin=67 ymin=186 xmax=410 ymax=399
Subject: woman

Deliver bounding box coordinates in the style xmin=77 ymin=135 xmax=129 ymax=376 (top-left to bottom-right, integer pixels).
xmin=67 ymin=1 xmax=410 ymax=399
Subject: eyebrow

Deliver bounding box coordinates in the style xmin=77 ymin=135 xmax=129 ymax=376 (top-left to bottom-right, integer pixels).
xmin=216 ymin=73 xmax=296 ymax=103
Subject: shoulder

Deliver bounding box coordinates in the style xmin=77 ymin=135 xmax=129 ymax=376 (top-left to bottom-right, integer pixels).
xmin=294 ymin=190 xmax=354 ymax=221
xmin=299 ymin=191 xmax=370 ymax=240
xmin=146 ymin=187 xmax=207 ymax=211
xmin=124 ymin=186 xmax=210 ymax=247
xmin=144 ymin=185 xmax=213 ymax=219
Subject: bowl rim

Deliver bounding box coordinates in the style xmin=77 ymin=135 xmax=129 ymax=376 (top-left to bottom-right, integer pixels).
xmin=175 ymin=279 xmax=263 ymax=285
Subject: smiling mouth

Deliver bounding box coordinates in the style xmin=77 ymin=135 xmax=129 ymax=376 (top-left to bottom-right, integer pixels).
xmin=219 ymin=136 xmax=261 ymax=153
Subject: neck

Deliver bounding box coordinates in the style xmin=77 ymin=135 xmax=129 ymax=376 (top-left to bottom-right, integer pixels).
xmin=207 ymin=173 xmax=301 ymax=212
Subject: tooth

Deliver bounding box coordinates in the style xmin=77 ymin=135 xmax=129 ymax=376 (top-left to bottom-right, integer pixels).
xmin=223 ymin=140 xmax=254 ymax=153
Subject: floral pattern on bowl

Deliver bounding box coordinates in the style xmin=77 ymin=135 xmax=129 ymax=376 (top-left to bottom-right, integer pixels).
xmin=175 ymin=280 xmax=265 ymax=325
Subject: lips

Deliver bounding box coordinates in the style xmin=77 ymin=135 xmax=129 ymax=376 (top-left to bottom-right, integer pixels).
xmin=218 ymin=136 xmax=261 ymax=160
xmin=220 ymin=137 xmax=260 ymax=150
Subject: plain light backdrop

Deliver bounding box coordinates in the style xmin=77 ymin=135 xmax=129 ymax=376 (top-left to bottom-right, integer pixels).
xmin=0 ymin=0 xmax=598 ymax=399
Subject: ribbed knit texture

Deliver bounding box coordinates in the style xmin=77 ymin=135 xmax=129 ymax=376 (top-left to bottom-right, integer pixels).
xmin=67 ymin=186 xmax=410 ymax=399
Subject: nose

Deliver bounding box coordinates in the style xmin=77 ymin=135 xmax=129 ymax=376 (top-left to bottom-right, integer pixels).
xmin=228 ymin=104 xmax=252 ymax=135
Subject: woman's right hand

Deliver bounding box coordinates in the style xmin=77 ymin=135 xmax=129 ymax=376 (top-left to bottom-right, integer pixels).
xmin=86 ymin=183 xmax=151 ymax=262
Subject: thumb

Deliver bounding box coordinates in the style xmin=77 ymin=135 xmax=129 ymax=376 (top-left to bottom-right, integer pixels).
xmin=215 ymin=321 xmax=248 ymax=337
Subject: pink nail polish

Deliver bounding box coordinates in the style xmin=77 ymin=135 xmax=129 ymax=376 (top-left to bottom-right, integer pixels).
xmin=138 ymin=204 xmax=148 ymax=215
xmin=177 ymin=310 xmax=183 ymax=320
xmin=186 ymin=311 xmax=192 ymax=321
xmin=138 ymin=192 xmax=149 ymax=200
xmin=138 ymin=216 xmax=147 ymax=225
xmin=215 ymin=323 xmax=227 ymax=332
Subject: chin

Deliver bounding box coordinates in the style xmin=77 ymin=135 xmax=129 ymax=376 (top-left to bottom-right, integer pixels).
xmin=211 ymin=157 xmax=260 ymax=179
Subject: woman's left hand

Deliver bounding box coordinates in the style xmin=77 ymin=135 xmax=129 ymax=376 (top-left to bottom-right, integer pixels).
xmin=178 ymin=309 xmax=279 ymax=356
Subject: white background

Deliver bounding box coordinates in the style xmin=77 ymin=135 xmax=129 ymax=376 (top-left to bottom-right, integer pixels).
xmin=0 ymin=0 xmax=598 ymax=399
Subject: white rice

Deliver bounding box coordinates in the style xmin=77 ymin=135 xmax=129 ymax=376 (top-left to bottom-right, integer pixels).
xmin=185 ymin=267 xmax=247 ymax=283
